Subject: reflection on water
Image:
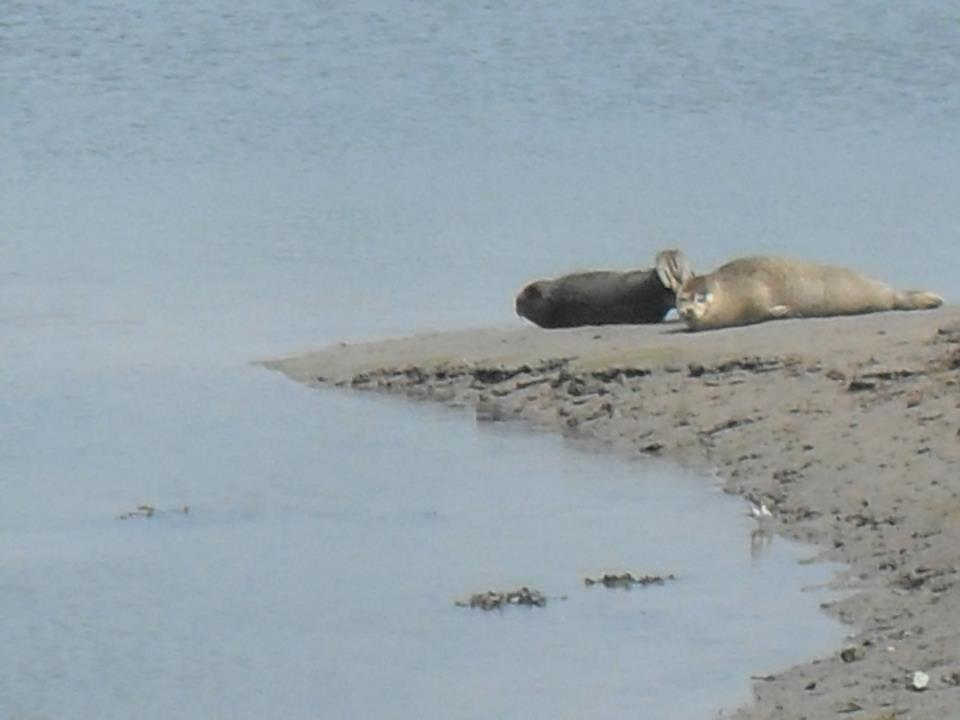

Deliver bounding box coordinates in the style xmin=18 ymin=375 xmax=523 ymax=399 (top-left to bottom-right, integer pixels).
xmin=4 ymin=0 xmax=959 ymax=718
xmin=751 ymin=527 xmax=775 ymax=562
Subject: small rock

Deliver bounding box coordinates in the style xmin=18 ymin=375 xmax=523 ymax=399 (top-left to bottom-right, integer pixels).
xmin=840 ymin=646 xmax=865 ymax=663
xmin=837 ymin=700 xmax=863 ymax=713
xmin=910 ymin=670 xmax=930 ymax=691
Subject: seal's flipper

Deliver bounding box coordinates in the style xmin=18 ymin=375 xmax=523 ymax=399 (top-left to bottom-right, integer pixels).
xmin=655 ymin=250 xmax=694 ymax=293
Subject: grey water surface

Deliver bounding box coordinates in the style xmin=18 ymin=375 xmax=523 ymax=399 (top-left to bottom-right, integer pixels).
xmin=3 ymin=2 xmax=960 ymax=718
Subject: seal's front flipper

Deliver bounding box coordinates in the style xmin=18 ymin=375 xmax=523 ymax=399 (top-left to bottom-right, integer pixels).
xmin=655 ymin=249 xmax=695 ymax=293
xmin=769 ymin=305 xmax=793 ymax=318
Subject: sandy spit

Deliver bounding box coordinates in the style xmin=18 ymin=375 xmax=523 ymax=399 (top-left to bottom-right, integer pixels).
xmin=264 ymin=308 xmax=960 ymax=719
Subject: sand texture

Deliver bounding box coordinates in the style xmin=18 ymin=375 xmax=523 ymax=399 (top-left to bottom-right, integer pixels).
xmin=264 ymin=308 xmax=960 ymax=719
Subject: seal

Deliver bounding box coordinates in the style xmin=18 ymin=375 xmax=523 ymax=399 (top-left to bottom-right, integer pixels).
xmin=668 ymin=256 xmax=943 ymax=331
xmin=515 ymin=249 xmax=693 ymax=329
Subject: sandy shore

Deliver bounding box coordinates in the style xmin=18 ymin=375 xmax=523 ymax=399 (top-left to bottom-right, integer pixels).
xmin=264 ymin=309 xmax=960 ymax=719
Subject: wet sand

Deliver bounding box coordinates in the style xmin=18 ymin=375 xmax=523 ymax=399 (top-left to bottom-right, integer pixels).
xmin=264 ymin=308 xmax=960 ymax=719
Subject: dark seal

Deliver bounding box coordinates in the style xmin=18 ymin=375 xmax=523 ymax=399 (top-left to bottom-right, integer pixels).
xmin=515 ymin=249 xmax=693 ymax=329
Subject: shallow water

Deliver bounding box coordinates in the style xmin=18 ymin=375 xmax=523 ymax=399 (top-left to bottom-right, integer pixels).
xmin=3 ymin=1 xmax=959 ymax=718
xmin=0 ymin=363 xmax=843 ymax=720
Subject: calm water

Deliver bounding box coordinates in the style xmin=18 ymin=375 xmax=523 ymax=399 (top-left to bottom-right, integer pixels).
xmin=3 ymin=2 xmax=959 ymax=718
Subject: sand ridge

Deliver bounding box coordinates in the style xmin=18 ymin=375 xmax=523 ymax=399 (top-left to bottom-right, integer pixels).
xmin=264 ymin=308 xmax=960 ymax=719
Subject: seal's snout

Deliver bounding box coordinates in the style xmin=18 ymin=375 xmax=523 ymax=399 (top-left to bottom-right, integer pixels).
xmin=515 ymin=284 xmax=537 ymax=317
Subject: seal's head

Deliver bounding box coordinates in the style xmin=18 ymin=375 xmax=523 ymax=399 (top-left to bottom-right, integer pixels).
xmin=675 ymin=276 xmax=716 ymax=330
xmin=515 ymin=280 xmax=555 ymax=327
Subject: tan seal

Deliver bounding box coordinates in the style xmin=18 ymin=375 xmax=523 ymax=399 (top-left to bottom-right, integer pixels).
xmin=515 ymin=249 xmax=693 ymax=329
xmin=665 ymin=256 xmax=943 ymax=331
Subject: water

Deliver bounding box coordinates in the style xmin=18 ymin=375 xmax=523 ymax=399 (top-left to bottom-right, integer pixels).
xmin=4 ymin=2 xmax=959 ymax=718
xmin=1 ymin=367 xmax=841 ymax=720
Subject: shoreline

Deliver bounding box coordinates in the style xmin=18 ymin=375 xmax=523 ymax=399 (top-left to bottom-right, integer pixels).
xmin=264 ymin=309 xmax=960 ymax=718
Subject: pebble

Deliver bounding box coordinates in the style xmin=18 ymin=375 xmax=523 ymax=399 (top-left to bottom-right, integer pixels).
xmin=910 ymin=670 xmax=930 ymax=691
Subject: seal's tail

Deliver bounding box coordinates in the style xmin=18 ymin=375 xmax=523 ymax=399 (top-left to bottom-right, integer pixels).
xmin=894 ymin=291 xmax=943 ymax=311
xmin=655 ymin=249 xmax=694 ymax=293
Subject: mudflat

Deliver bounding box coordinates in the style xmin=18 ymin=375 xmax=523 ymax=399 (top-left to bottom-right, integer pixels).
xmin=264 ymin=308 xmax=960 ymax=719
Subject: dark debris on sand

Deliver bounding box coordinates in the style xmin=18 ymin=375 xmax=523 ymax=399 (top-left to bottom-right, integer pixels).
xmin=116 ymin=504 xmax=189 ymax=520
xmin=584 ymin=572 xmax=677 ymax=589
xmin=455 ymin=587 xmax=548 ymax=610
